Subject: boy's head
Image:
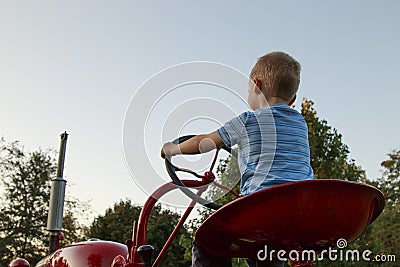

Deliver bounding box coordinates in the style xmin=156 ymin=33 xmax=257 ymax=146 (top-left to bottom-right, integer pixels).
xmin=250 ymin=51 xmax=301 ymax=105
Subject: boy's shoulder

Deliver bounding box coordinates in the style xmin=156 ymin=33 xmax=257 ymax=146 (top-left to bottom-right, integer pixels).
xmin=268 ymin=104 xmax=302 ymax=117
xmin=233 ymin=105 xmax=303 ymax=127
xmin=251 ymin=104 xmax=300 ymax=117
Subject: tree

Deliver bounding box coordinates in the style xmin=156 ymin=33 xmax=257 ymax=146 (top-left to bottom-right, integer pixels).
xmin=378 ymin=149 xmax=400 ymax=206
xmin=366 ymin=149 xmax=400 ymax=264
xmin=301 ymin=99 xmax=365 ymax=181
xmin=0 ymin=138 xmax=85 ymax=266
xmin=85 ymin=199 xmax=191 ymax=266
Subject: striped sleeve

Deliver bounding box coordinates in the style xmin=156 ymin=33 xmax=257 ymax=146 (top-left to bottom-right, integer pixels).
xmin=217 ymin=111 xmax=250 ymax=148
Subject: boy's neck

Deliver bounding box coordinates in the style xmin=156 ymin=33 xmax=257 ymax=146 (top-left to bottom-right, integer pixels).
xmin=266 ymin=96 xmax=290 ymax=106
xmin=253 ymin=98 xmax=288 ymax=110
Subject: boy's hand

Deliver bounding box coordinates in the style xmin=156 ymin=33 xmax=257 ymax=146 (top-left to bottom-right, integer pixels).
xmin=161 ymin=142 xmax=178 ymax=159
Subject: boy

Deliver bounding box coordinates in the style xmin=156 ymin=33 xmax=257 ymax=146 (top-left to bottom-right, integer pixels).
xmin=161 ymin=52 xmax=314 ymax=267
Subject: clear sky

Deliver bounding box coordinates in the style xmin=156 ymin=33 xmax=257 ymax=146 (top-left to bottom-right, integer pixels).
xmin=1 ymin=1 xmax=399 ymax=219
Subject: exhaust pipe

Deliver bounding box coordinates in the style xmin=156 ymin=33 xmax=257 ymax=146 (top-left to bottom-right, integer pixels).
xmin=46 ymin=132 xmax=68 ymax=253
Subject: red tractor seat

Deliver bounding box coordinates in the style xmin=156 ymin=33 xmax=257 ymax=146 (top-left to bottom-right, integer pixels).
xmin=195 ymin=179 xmax=385 ymax=258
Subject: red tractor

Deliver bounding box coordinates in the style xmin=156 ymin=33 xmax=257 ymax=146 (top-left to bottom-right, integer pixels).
xmin=9 ymin=134 xmax=385 ymax=267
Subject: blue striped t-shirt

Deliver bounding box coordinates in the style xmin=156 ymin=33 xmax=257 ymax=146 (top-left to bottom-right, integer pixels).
xmin=217 ymin=104 xmax=314 ymax=195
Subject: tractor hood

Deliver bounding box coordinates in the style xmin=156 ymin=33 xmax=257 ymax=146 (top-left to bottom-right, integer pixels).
xmin=36 ymin=240 xmax=128 ymax=267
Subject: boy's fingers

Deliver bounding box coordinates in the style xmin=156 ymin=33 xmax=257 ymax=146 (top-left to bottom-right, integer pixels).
xmin=161 ymin=142 xmax=176 ymax=159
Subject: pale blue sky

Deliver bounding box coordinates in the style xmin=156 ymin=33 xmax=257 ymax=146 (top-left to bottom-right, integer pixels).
xmin=1 ymin=1 xmax=399 ymax=217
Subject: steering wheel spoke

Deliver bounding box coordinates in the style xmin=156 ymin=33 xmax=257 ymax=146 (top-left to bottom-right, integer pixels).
xmin=165 ymin=135 xmax=237 ymax=210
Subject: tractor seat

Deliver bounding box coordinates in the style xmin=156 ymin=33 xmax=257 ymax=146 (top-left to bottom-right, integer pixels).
xmin=195 ymin=179 xmax=385 ymax=258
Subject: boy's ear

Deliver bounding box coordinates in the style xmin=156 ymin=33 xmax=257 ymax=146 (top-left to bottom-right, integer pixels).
xmin=288 ymin=95 xmax=297 ymax=106
xmin=252 ymin=78 xmax=262 ymax=94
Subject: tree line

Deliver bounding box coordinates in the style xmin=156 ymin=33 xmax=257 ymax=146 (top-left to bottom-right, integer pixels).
xmin=0 ymin=99 xmax=399 ymax=266
xmin=0 ymin=139 xmax=191 ymax=266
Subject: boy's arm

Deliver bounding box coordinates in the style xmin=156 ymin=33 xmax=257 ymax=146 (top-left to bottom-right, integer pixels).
xmin=161 ymin=131 xmax=224 ymax=158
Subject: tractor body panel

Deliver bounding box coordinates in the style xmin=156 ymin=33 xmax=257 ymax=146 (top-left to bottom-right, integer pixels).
xmin=36 ymin=240 xmax=128 ymax=267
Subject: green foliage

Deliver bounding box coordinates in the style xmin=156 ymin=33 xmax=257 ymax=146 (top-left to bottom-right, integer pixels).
xmin=214 ymin=154 xmax=241 ymax=204
xmin=368 ymin=149 xmax=400 ymax=264
xmin=301 ymin=99 xmax=365 ymax=181
xmin=378 ymin=149 xmax=400 ymax=206
xmin=0 ymin=138 xmax=86 ymax=266
xmin=85 ymin=199 xmax=191 ymax=266
xmin=85 ymin=199 xmax=138 ymax=242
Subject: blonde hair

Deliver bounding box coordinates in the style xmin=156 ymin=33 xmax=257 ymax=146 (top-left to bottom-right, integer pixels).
xmin=250 ymin=51 xmax=301 ymax=101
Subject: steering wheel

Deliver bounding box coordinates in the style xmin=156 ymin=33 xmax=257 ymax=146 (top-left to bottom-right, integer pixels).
xmin=165 ymin=135 xmax=237 ymax=210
